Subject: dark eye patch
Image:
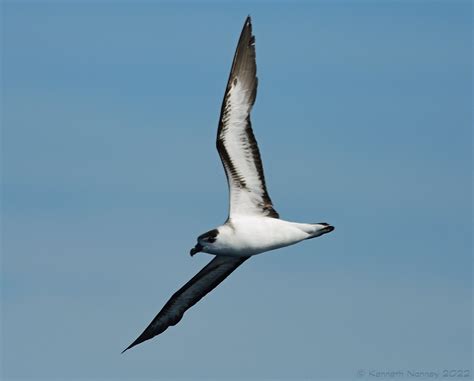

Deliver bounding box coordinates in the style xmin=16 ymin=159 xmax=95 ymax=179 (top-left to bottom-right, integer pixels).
xmin=198 ymin=229 xmax=219 ymax=243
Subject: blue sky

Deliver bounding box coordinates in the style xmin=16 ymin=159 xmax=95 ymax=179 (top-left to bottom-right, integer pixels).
xmin=1 ymin=1 xmax=472 ymax=380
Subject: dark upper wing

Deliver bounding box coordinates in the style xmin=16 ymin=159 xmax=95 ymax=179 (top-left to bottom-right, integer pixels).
xmin=216 ymin=16 xmax=279 ymax=219
xmin=122 ymin=255 xmax=249 ymax=352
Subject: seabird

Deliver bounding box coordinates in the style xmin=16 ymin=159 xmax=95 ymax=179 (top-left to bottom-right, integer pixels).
xmin=123 ymin=16 xmax=334 ymax=353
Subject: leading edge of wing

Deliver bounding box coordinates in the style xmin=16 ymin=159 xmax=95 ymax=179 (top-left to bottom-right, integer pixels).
xmin=122 ymin=255 xmax=250 ymax=353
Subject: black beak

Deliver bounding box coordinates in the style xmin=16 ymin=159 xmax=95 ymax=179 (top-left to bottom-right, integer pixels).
xmin=190 ymin=243 xmax=203 ymax=256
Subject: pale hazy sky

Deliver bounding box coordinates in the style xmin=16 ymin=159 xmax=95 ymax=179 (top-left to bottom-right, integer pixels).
xmin=2 ymin=1 xmax=472 ymax=380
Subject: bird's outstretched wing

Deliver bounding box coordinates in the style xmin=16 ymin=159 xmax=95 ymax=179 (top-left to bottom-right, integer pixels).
xmin=217 ymin=16 xmax=279 ymax=219
xmin=122 ymin=255 xmax=249 ymax=352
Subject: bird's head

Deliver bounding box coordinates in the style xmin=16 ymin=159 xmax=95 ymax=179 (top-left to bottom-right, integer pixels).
xmin=190 ymin=229 xmax=219 ymax=256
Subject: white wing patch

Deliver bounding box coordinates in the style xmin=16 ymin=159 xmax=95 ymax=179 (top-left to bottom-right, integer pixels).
xmin=217 ymin=18 xmax=278 ymax=219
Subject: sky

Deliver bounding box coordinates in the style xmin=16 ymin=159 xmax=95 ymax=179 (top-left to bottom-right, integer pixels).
xmin=1 ymin=1 xmax=472 ymax=380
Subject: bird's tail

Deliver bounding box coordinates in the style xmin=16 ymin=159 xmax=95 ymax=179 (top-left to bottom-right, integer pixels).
xmin=304 ymin=222 xmax=335 ymax=240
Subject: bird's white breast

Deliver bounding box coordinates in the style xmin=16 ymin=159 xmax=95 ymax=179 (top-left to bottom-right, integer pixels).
xmin=209 ymin=216 xmax=312 ymax=257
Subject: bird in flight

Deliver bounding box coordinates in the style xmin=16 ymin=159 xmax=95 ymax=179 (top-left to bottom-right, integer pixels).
xmin=123 ymin=16 xmax=334 ymax=353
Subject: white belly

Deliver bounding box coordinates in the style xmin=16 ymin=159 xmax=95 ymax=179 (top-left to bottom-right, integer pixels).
xmin=207 ymin=216 xmax=311 ymax=257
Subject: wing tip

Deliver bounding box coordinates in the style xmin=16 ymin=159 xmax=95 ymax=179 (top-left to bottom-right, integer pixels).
xmin=121 ymin=319 xmax=171 ymax=353
xmin=240 ymin=15 xmax=254 ymax=45
xmin=246 ymin=16 xmax=254 ymax=38
xmin=121 ymin=329 xmax=156 ymax=354
xmin=121 ymin=339 xmax=140 ymax=354
xmin=245 ymin=15 xmax=252 ymax=27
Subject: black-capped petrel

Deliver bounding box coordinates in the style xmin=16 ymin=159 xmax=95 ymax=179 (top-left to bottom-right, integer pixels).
xmin=123 ymin=16 xmax=334 ymax=353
